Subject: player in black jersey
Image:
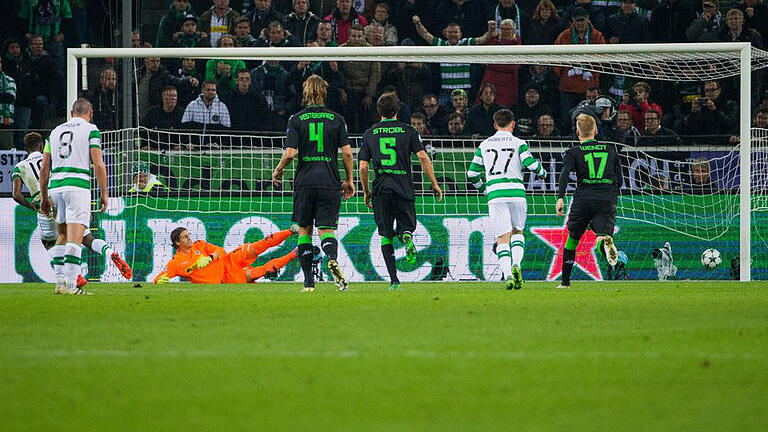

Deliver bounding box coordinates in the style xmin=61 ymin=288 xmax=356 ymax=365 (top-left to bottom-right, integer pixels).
xmin=359 ymin=92 xmax=442 ymax=290
xmin=556 ymin=114 xmax=621 ymax=288
xmin=272 ymin=75 xmax=355 ymax=292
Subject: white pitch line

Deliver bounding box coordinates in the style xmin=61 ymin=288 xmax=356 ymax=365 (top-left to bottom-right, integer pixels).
xmin=6 ymin=349 xmax=766 ymax=361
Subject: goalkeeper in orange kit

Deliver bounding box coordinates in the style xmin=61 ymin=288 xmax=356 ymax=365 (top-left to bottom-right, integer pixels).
xmin=153 ymin=225 xmax=299 ymax=284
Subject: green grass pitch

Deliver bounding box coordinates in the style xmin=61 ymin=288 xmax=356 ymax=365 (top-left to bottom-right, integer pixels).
xmin=1 ymin=281 xmax=767 ymax=431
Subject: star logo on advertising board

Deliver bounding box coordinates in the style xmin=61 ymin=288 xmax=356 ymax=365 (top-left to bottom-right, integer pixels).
xmin=530 ymin=223 xmax=602 ymax=281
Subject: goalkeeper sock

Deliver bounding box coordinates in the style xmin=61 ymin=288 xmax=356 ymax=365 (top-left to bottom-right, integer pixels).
xmin=89 ymin=238 xmax=112 ymax=256
xmin=561 ymin=234 xmax=580 ymax=285
xmin=63 ymin=242 xmax=83 ymax=285
xmin=50 ymin=244 xmax=66 ymax=279
xmin=596 ymin=238 xmax=606 ymax=259
xmin=247 ymin=250 xmax=298 ymax=281
xmin=496 ymin=242 xmax=512 ymax=278
xmin=320 ymin=232 xmax=338 ymax=261
xmin=381 ymin=237 xmax=399 ymax=284
xmin=297 ymin=235 xmax=314 ymax=287
xmin=510 ymin=234 xmax=525 ymax=268
xmin=249 ymin=229 xmax=293 ymax=256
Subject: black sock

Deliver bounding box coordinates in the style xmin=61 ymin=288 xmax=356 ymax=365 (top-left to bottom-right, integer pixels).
xmin=298 ymin=243 xmax=314 ymax=287
xmin=321 ymin=236 xmax=338 ymax=261
xmin=381 ymin=243 xmax=399 ymax=284
xmin=597 ymin=239 xmax=606 ymax=258
xmin=562 ymin=248 xmax=576 ymax=285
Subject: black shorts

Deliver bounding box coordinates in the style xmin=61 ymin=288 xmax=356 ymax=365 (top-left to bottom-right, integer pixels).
xmin=372 ymin=193 xmax=416 ymax=239
xmin=567 ymin=199 xmax=617 ymax=239
xmin=292 ymin=188 xmax=341 ymax=229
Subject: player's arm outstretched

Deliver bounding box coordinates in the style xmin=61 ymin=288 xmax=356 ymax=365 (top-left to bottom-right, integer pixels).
xmin=466 ymin=147 xmax=487 ymax=195
xmin=556 ymin=148 xmax=576 ymax=216
xmin=416 ymin=149 xmax=442 ymax=201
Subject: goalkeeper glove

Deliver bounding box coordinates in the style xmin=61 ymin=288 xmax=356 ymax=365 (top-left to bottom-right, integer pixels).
xmin=194 ymin=254 xmax=214 ymax=269
xmin=154 ymin=273 xmax=169 ymax=284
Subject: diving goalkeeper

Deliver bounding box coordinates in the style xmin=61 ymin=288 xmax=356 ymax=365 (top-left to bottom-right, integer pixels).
xmin=153 ymin=225 xmax=299 ymax=284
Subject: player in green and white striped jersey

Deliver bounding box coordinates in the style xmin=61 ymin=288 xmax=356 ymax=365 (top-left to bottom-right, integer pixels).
xmin=12 ymin=132 xmax=131 ymax=289
xmin=39 ymin=99 xmax=111 ymax=295
xmin=467 ymin=109 xmax=547 ymax=290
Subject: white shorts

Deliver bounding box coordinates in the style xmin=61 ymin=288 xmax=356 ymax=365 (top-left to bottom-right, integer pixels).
xmin=50 ymin=189 xmax=91 ymax=227
xmin=37 ymin=213 xmax=57 ymax=241
xmin=488 ymin=200 xmax=527 ymax=237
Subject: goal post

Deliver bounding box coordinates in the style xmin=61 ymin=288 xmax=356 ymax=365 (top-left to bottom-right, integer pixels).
xmin=64 ymin=42 xmax=760 ymax=282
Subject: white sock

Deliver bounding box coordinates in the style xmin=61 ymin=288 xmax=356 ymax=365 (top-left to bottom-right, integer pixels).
xmin=89 ymin=238 xmax=112 ymax=256
xmin=64 ymin=242 xmax=83 ymax=284
xmin=510 ymin=234 xmax=525 ymax=268
xmin=50 ymin=244 xmax=66 ymax=280
xmin=496 ymin=242 xmax=512 ymax=278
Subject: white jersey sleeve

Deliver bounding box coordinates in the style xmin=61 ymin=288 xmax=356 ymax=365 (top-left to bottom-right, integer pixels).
xmin=44 ymin=117 xmax=100 ymax=192
xmin=11 ymin=151 xmax=44 ymax=206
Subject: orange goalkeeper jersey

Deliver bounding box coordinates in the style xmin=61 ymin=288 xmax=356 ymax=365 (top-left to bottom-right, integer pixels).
xmin=161 ymin=241 xmax=258 ymax=284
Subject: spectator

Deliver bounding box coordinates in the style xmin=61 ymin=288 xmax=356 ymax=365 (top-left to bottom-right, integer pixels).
xmin=324 ymin=0 xmax=369 ymax=44
xmin=17 ymin=35 xmax=60 ymax=130
xmin=450 ymin=88 xmax=469 ymax=117
xmin=247 ymin=0 xmax=284 ymax=38
xmin=446 ymin=112 xmax=467 ymax=137
xmin=619 ymin=81 xmax=663 ymax=132
xmin=156 ymin=0 xmax=195 ymax=47
xmin=225 ymin=68 xmax=269 ymax=131
xmin=205 ymin=35 xmax=247 ymax=101
xmin=201 ymin=0 xmax=241 ymax=48
xmin=493 ymin=0 xmax=530 ymax=42
xmin=364 ymin=21 xmax=387 ymax=46
xmin=413 ymin=16 xmax=495 ymax=107
xmin=638 ymin=108 xmax=682 ymax=147
xmin=561 ymin=0 xmax=606 ymax=33
xmin=282 ymin=0 xmax=319 ymax=45
xmin=604 ymin=0 xmax=652 ymax=44
xmin=684 ymin=80 xmax=738 ymax=143
xmin=182 ymin=80 xmax=232 ymax=131
xmin=420 ymin=94 xmax=448 ymax=135
xmin=89 ymin=67 xmax=117 ymax=131
xmin=584 ymin=85 xmax=599 ymax=104
xmin=465 ymin=82 xmax=502 ymax=138
xmin=612 ymin=109 xmax=640 ymax=144
xmin=380 ymin=85 xmax=412 ymax=123
xmin=233 ymin=16 xmax=259 ymax=46
xmin=595 ymin=95 xmax=618 ymax=137
xmin=251 ymin=60 xmax=295 ymax=131
xmin=480 ymin=18 xmax=521 ymax=108
xmin=435 ymin=0 xmax=492 ymax=38
xmin=526 ymin=0 xmax=562 ymax=45
xmin=18 ymin=0 xmax=72 ymax=77
xmin=703 ymin=8 xmax=763 ymax=49
xmin=2 ymin=40 xmax=24 ymax=80
xmin=142 ymin=86 xmax=184 ymax=131
xmin=131 ymin=30 xmax=144 ymax=47
xmin=754 ymin=106 xmax=768 ymax=128
xmin=340 ymin=25 xmax=380 ymax=133
xmin=255 ymin=20 xmax=299 ymax=47
xmin=136 ymin=56 xmax=198 ymax=120
xmin=519 ymin=64 xmax=559 ymax=120
xmin=534 ymin=114 xmax=560 ymax=138
xmin=411 ymin=111 xmax=430 ymax=136
xmin=172 ymin=14 xmax=211 ymax=48
xmin=0 ymin=56 xmax=16 ymax=150
xmin=174 ymin=58 xmax=204 ymax=108
xmin=734 ymin=0 xmax=768 ymax=43
xmin=370 ymin=2 xmax=398 ymax=45
xmin=553 ymin=7 xmax=605 ymax=128
xmin=516 ymin=83 xmax=551 ymax=136
xmin=4 ymin=40 xmax=25 ymax=148
xmin=686 ymin=0 xmax=724 ymax=42
xmin=315 ymin=19 xmax=337 ymax=46
xmin=393 ymin=0 xmax=440 ymax=43
xmin=383 ymin=49 xmax=431 ymax=113
xmin=650 ymin=0 xmax=696 ymax=43
xmin=690 ymin=157 xmax=715 ymax=194
xmin=288 ymin=41 xmax=346 ymax=112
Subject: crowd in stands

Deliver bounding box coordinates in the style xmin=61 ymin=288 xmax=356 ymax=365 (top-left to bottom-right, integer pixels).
xmin=1 ymin=0 xmax=768 ymax=151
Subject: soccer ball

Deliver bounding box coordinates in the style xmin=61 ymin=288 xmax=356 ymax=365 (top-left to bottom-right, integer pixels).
xmin=701 ymin=248 xmax=722 ymax=269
